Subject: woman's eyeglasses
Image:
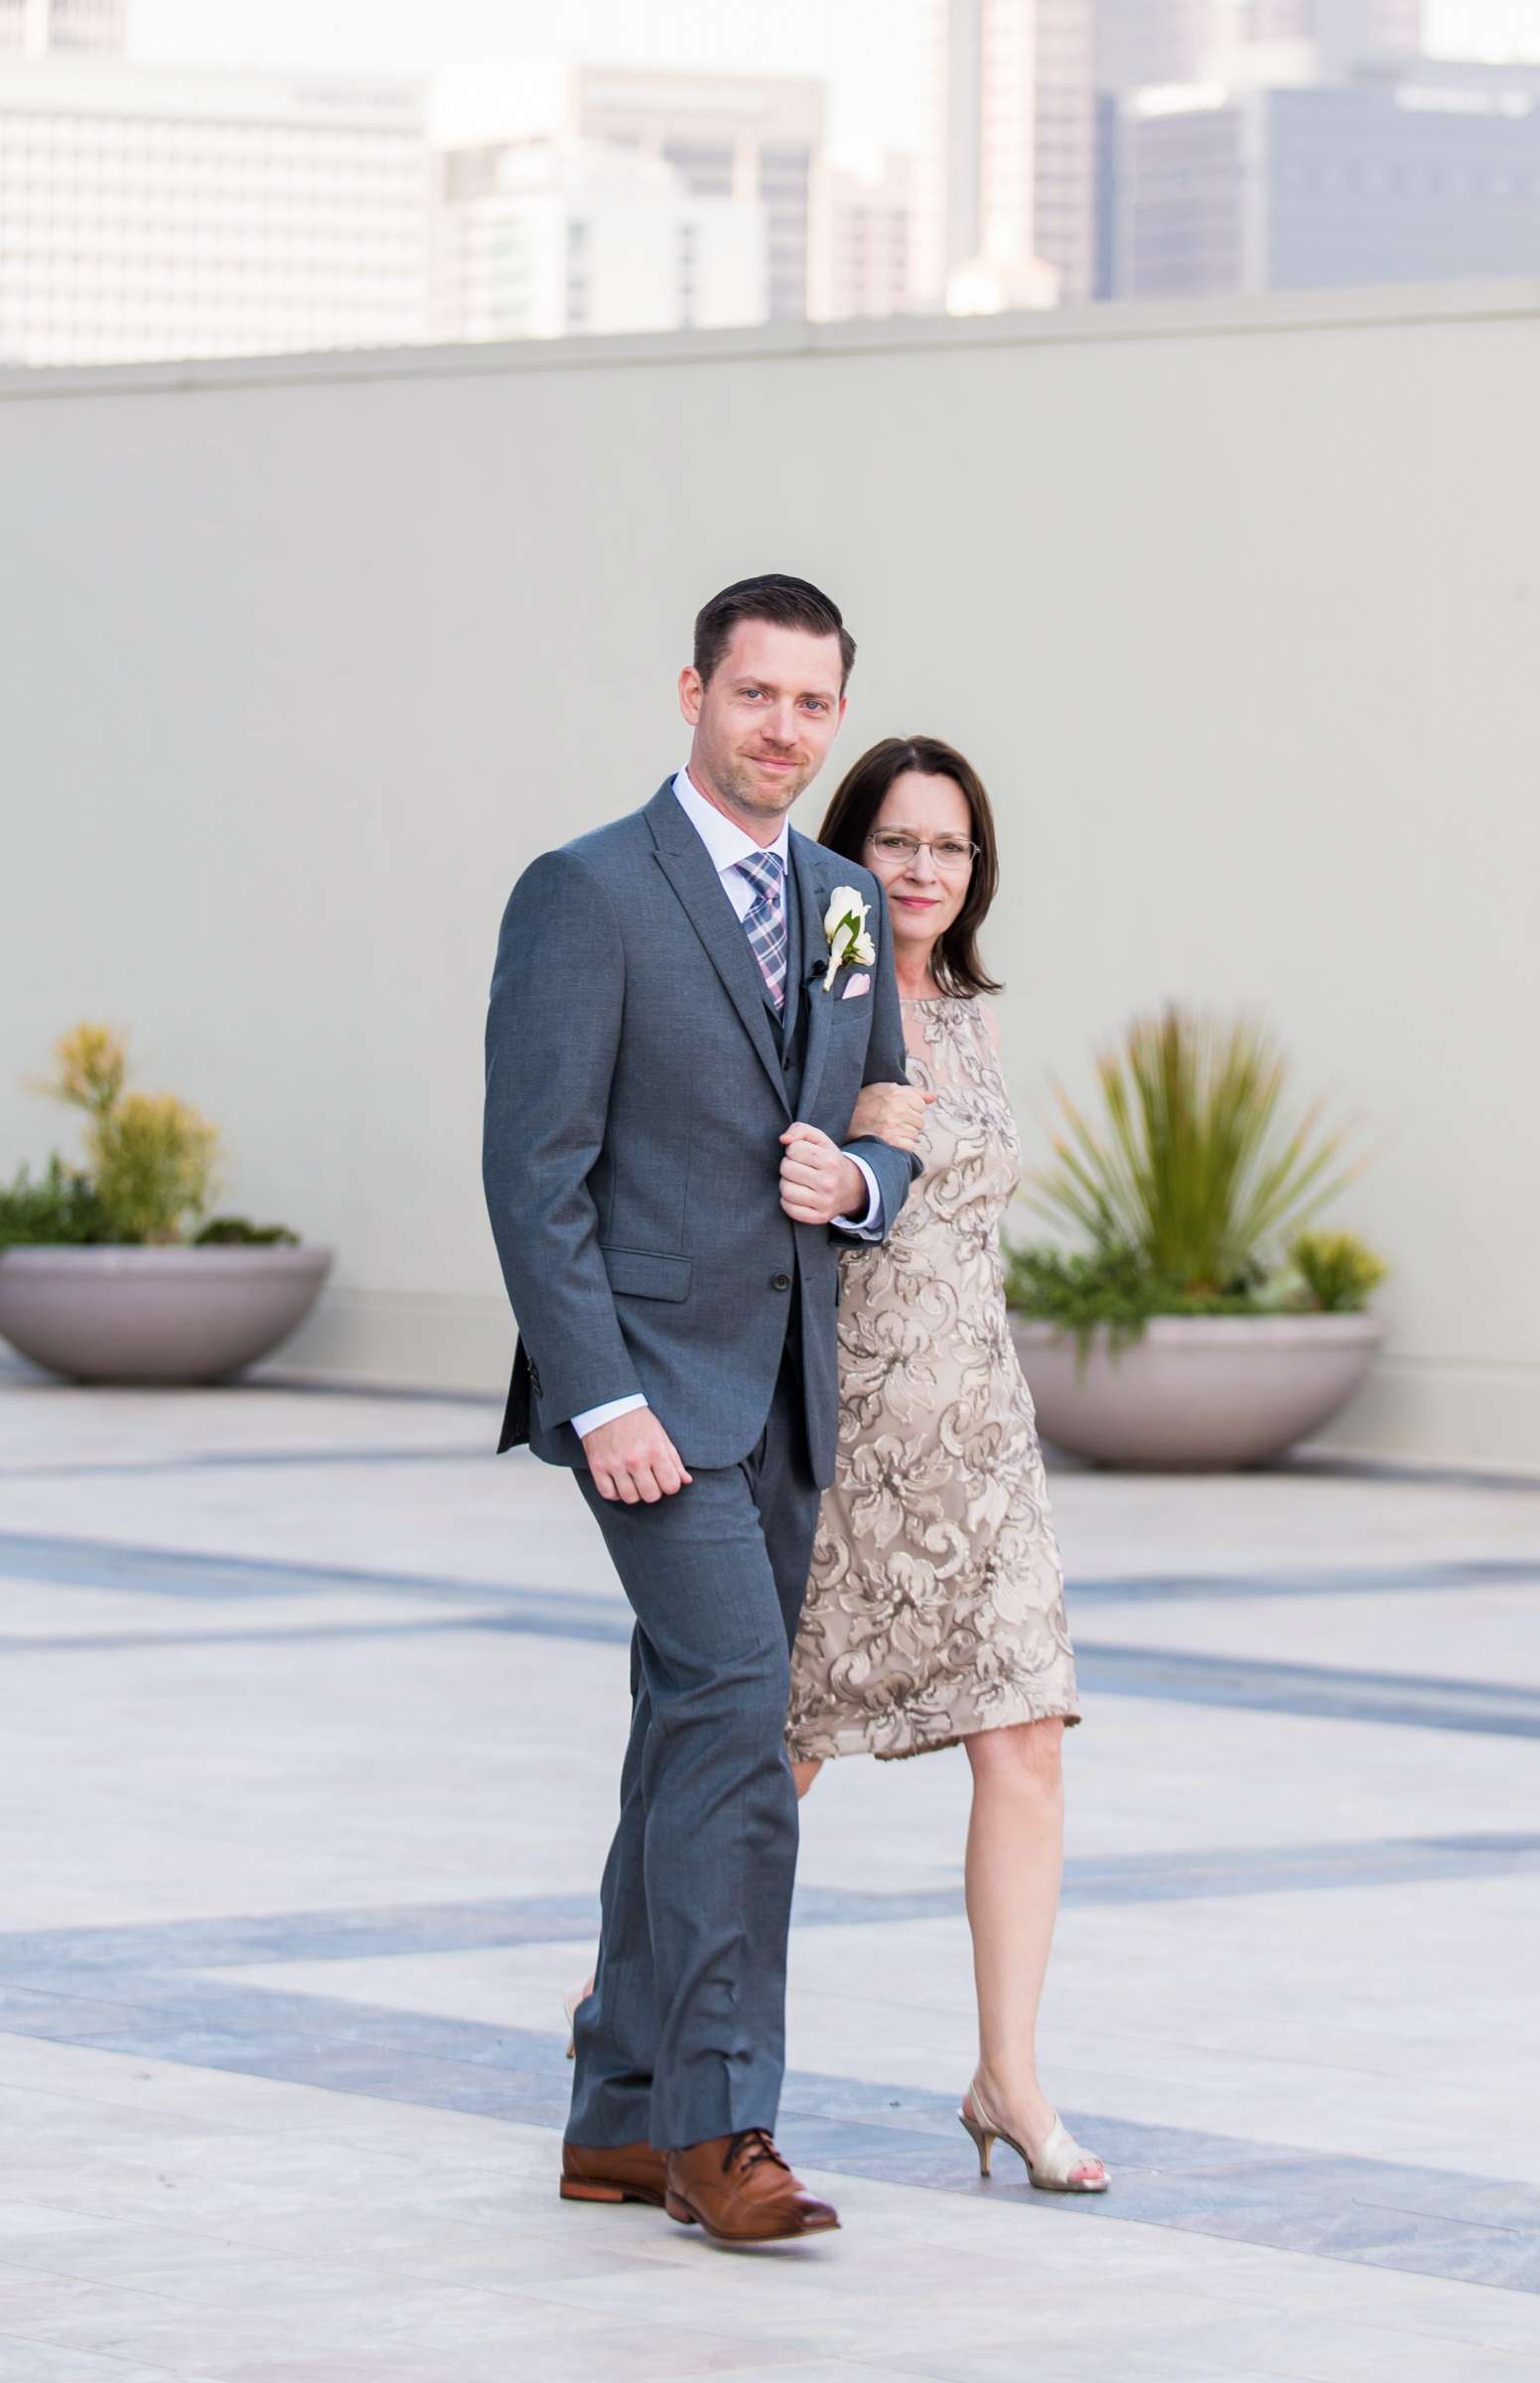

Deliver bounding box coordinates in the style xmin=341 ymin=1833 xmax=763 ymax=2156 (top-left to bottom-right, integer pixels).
xmin=867 ymin=830 xmax=978 ymax=874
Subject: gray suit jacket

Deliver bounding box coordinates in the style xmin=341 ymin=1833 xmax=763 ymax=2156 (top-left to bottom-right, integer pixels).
xmin=483 ymin=778 xmax=918 ymax=1487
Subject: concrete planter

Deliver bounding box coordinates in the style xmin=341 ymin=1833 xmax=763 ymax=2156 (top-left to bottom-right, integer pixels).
xmin=1011 ymin=1312 xmax=1382 ymax=1471
xmin=0 ymin=1244 xmax=334 ymax=1385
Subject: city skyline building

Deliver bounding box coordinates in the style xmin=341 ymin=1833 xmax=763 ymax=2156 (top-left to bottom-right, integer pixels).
xmin=916 ymin=0 xmax=1096 ymax=314
xmin=6 ymin=7 xmax=1538 ymax=370
xmin=1106 ymin=54 xmax=1540 ymax=300
xmin=1235 ymin=0 xmax=1412 ymax=41
xmin=432 ymin=135 xmax=766 ymax=343
xmin=0 ymin=0 xmax=124 ymax=52
xmin=809 ymin=152 xmax=917 ymax=320
xmin=1034 ymin=0 xmax=1099 ymax=300
xmin=1096 ymin=0 xmax=1427 ymax=91
xmin=0 ymin=55 xmax=430 ymax=368
xmin=578 ymin=64 xmax=822 ymax=324
xmin=1211 ymin=1 xmax=1428 ymax=78
xmin=1095 ymin=0 xmax=1216 ymax=96
xmin=434 ymin=60 xmax=824 ymax=323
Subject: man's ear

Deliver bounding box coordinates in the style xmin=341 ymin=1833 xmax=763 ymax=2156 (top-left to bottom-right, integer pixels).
xmin=678 ymin=665 xmax=704 ymax=726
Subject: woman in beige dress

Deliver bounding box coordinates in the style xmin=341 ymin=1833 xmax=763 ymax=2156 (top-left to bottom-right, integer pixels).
xmin=789 ymin=734 xmax=1107 ymax=2194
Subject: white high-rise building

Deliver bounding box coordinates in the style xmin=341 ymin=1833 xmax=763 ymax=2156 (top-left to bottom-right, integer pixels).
xmin=432 ymin=137 xmax=766 ymax=344
xmin=0 ymin=0 xmax=124 ymax=52
xmin=1034 ymin=0 xmax=1098 ymax=300
xmin=1095 ymin=0 xmax=1218 ymax=92
xmin=809 ymin=155 xmax=917 ymax=322
xmin=434 ymin=61 xmax=824 ymax=324
xmin=916 ymin=0 xmax=1096 ymax=315
xmin=0 ymin=56 xmax=430 ymax=368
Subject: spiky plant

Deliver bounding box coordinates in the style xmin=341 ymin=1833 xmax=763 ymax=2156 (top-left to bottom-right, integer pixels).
xmin=1031 ymin=1008 xmax=1359 ymax=1297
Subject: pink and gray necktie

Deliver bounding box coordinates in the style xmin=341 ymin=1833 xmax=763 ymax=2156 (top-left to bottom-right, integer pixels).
xmin=734 ymin=850 xmax=787 ymax=1016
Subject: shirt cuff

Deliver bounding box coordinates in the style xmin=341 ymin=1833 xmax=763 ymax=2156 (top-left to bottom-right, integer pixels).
xmin=571 ymin=1393 xmax=648 ymax=1440
xmin=832 ymin=1152 xmax=884 ymax=1239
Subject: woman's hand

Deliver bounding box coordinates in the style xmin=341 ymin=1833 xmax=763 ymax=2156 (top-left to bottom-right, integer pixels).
xmin=848 ymin=1080 xmax=937 ymax=1153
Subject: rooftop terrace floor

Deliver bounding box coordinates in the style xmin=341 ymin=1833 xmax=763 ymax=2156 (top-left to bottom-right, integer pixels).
xmin=1 ymin=1375 xmax=1538 ymax=2380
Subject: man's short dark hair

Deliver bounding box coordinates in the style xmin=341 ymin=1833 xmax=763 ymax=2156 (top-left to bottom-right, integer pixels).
xmin=693 ymin=574 xmax=856 ymax=692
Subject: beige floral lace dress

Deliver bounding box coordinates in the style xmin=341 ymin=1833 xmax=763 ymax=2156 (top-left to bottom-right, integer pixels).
xmin=786 ymin=995 xmax=1079 ymax=1762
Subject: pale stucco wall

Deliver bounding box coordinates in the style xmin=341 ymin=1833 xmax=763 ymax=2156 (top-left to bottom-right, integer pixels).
xmin=3 ymin=283 xmax=1537 ymax=1467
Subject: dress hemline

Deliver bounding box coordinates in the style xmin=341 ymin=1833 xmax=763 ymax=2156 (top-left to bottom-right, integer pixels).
xmin=786 ymin=1690 xmax=1081 ymax=1767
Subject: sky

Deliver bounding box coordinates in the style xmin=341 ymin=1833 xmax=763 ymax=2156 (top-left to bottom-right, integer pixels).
xmin=1425 ymin=1 xmax=1540 ymax=54
xmin=125 ymin=0 xmax=1540 ymax=72
xmin=127 ymin=2 xmax=931 ymax=171
xmin=124 ymin=4 xmax=1540 ymax=162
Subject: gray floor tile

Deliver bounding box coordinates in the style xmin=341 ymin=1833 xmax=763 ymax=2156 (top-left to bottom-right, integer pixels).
xmin=5 ymin=1380 xmax=1540 ymax=2375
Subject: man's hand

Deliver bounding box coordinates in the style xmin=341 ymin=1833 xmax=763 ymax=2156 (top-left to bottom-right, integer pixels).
xmin=581 ymin=1408 xmax=693 ymax=1504
xmin=848 ymin=1080 xmax=937 ymax=1154
xmin=778 ymin=1123 xmax=866 ymax=1226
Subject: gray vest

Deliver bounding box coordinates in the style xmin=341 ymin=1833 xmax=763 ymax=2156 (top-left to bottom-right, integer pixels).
xmin=763 ymin=871 xmax=811 ymax=1111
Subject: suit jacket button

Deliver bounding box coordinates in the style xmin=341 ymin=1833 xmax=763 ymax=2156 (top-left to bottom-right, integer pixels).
xmin=770 ymin=1273 xmax=792 ymax=1292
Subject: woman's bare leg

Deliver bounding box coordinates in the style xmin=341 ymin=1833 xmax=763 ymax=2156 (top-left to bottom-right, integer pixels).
xmin=962 ymin=1718 xmax=1102 ymax=2182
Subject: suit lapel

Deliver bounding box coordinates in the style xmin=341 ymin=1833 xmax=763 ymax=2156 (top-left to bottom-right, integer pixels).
xmin=647 ymin=783 xmax=791 ymax=1115
xmin=788 ymin=830 xmax=837 ymax=1122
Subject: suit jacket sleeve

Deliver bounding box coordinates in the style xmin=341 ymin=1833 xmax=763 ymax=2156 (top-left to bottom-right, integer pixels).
xmin=833 ymin=872 xmax=923 ymax=1244
xmin=483 ymin=849 xmax=642 ymax=1430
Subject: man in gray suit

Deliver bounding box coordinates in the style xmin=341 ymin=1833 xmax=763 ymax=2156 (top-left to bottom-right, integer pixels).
xmin=484 ymin=575 xmax=917 ymax=2244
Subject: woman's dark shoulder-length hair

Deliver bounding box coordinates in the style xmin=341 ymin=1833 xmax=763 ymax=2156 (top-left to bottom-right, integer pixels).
xmin=816 ymin=735 xmax=1002 ymax=999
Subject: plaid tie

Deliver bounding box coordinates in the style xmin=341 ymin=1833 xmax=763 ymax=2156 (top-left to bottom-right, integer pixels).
xmin=734 ymin=849 xmax=787 ymax=1015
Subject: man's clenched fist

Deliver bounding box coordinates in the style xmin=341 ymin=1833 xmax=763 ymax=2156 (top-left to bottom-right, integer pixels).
xmin=778 ymin=1122 xmax=866 ymax=1226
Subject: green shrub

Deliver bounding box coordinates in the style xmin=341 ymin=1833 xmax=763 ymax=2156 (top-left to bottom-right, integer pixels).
xmin=7 ymin=1022 xmax=298 ymax=1248
xmin=1289 ymin=1229 xmax=1388 ymax=1314
xmin=1004 ymin=1239 xmax=1272 ymax=1352
xmin=39 ymin=1024 xmax=217 ymax=1243
xmin=194 ymin=1216 xmax=299 ymax=1247
xmin=0 ymin=1157 xmax=111 ymax=1248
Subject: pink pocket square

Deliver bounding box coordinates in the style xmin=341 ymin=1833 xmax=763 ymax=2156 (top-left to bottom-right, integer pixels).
xmin=841 ymin=973 xmax=872 ymax=1000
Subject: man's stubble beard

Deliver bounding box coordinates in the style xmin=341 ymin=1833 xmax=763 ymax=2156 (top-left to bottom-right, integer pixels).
xmin=717 ymin=752 xmax=817 ymax=821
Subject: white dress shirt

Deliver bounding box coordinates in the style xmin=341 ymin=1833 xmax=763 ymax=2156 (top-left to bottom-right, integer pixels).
xmin=570 ymin=770 xmax=882 ymax=1442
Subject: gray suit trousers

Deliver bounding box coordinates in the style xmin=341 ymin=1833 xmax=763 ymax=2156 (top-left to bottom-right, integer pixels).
xmin=567 ymin=1346 xmax=818 ymax=2152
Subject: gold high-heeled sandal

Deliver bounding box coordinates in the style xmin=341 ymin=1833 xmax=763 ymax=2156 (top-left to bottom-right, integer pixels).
xmin=959 ymin=2074 xmax=1109 ymax=2193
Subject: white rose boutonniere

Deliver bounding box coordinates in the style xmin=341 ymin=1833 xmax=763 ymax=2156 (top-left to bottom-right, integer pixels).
xmin=822 ymin=886 xmax=877 ymax=993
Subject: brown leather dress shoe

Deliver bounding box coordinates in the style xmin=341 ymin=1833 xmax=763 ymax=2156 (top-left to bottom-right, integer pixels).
xmin=560 ymin=2138 xmax=667 ymax=2207
xmin=664 ymin=2130 xmax=840 ymax=2244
